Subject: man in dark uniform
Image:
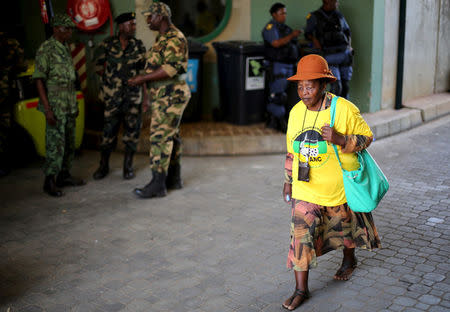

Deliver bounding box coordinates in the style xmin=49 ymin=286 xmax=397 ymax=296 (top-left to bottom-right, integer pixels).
xmin=262 ymin=2 xmax=301 ymax=132
xmin=305 ymin=0 xmax=353 ymax=99
xmin=33 ymin=13 xmax=85 ymax=197
xmin=93 ymin=12 xmax=146 ymax=180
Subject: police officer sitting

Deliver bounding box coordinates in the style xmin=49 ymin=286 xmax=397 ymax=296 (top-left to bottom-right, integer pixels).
xmin=305 ymin=0 xmax=353 ymax=99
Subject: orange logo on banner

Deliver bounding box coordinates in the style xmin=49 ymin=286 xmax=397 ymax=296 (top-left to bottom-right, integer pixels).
xmin=79 ymin=0 xmax=98 ymax=19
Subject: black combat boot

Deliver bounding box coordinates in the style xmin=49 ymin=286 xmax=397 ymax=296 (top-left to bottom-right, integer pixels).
xmin=43 ymin=175 xmax=63 ymax=197
xmin=56 ymin=170 xmax=86 ymax=187
xmin=93 ymin=150 xmax=110 ymax=180
xmin=133 ymin=170 xmax=167 ymax=198
xmin=166 ymin=163 xmax=183 ymax=190
xmin=123 ymin=151 xmax=135 ymax=180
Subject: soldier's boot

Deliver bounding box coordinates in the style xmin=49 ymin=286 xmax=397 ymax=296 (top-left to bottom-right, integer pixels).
xmin=93 ymin=150 xmax=110 ymax=180
xmin=133 ymin=170 xmax=167 ymax=198
xmin=56 ymin=170 xmax=86 ymax=187
xmin=123 ymin=151 xmax=135 ymax=180
xmin=166 ymin=163 xmax=183 ymax=190
xmin=43 ymin=175 xmax=63 ymax=197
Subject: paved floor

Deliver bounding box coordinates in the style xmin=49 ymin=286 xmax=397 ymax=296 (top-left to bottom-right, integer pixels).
xmin=1 ymin=115 xmax=449 ymax=312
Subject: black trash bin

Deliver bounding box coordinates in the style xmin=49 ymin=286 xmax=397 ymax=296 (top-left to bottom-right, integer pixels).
xmin=183 ymin=39 xmax=208 ymax=123
xmin=212 ymin=41 xmax=266 ymax=125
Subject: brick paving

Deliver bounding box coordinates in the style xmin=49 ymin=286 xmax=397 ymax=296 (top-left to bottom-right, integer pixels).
xmin=0 ymin=115 xmax=449 ymax=312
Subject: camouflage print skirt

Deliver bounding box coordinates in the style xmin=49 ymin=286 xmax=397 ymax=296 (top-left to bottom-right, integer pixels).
xmin=287 ymin=199 xmax=381 ymax=272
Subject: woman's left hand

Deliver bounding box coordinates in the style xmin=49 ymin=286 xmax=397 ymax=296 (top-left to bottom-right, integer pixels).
xmin=283 ymin=183 xmax=292 ymax=204
xmin=322 ymin=123 xmax=346 ymax=146
xmin=128 ymin=75 xmax=145 ymax=86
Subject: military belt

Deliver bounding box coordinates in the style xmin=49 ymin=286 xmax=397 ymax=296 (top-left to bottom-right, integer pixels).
xmin=47 ymin=83 xmax=75 ymax=91
xmin=150 ymin=76 xmax=184 ymax=89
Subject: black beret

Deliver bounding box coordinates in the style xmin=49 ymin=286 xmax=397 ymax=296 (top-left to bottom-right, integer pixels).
xmin=115 ymin=12 xmax=136 ymax=24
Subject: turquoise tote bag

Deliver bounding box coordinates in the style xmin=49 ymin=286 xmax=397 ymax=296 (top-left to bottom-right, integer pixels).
xmin=330 ymin=96 xmax=389 ymax=213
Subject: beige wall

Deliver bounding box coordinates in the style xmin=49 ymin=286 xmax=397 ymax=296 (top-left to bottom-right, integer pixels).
xmin=381 ymin=0 xmax=399 ymax=110
xmin=435 ymin=0 xmax=450 ymax=92
xmin=135 ymin=0 xmax=157 ymax=50
xmin=383 ymin=0 xmax=449 ymax=108
xmin=403 ymin=0 xmax=440 ymax=103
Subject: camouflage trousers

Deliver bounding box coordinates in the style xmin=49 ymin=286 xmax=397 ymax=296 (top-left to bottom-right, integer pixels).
xmin=149 ymin=83 xmax=191 ymax=173
xmin=100 ymin=93 xmax=142 ymax=153
xmin=44 ymin=115 xmax=76 ymax=176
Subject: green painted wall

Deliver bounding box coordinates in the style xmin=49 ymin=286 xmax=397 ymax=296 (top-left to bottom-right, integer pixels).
xmin=250 ymin=0 xmax=377 ymax=113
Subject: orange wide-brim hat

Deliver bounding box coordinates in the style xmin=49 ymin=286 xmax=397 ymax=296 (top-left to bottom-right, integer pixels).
xmin=287 ymin=54 xmax=337 ymax=82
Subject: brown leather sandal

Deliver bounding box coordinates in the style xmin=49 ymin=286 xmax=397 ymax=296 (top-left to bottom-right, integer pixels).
xmin=282 ymin=289 xmax=310 ymax=310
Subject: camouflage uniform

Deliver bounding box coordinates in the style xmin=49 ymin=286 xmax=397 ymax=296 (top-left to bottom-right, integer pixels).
xmin=0 ymin=32 xmax=25 ymax=161
xmin=145 ymin=24 xmax=191 ymax=174
xmin=32 ymin=15 xmax=78 ymax=176
xmin=95 ymin=35 xmax=146 ymax=153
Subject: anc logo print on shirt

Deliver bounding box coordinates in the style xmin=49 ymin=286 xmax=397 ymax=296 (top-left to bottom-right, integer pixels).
xmin=292 ymin=126 xmax=330 ymax=168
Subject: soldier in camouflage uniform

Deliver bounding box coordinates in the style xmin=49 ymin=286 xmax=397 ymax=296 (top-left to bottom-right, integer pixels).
xmin=33 ymin=13 xmax=85 ymax=197
xmin=0 ymin=31 xmax=25 ymax=177
xmin=93 ymin=12 xmax=146 ymax=180
xmin=128 ymin=2 xmax=191 ymax=198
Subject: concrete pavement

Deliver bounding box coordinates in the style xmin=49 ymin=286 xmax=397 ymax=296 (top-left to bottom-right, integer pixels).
xmin=1 ymin=115 xmax=449 ymax=312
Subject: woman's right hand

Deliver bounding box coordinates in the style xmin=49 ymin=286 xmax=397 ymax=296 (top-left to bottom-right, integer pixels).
xmin=283 ymin=182 xmax=292 ymax=204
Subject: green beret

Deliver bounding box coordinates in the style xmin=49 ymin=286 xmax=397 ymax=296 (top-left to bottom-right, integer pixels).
xmin=51 ymin=13 xmax=76 ymax=28
xmin=115 ymin=12 xmax=136 ymax=24
xmin=142 ymin=2 xmax=172 ymax=18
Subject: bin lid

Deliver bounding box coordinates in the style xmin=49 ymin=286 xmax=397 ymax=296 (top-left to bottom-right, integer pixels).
xmin=212 ymin=40 xmax=264 ymax=54
xmin=188 ymin=38 xmax=208 ymax=54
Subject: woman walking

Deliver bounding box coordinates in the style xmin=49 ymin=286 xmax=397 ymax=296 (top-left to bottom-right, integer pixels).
xmin=282 ymin=54 xmax=381 ymax=310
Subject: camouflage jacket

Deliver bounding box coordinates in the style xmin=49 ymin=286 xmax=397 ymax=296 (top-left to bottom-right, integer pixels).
xmin=32 ymin=36 xmax=78 ymax=116
xmin=0 ymin=32 xmax=25 ymax=110
xmin=145 ymin=24 xmax=188 ymax=99
xmin=95 ymin=36 xmax=146 ymax=100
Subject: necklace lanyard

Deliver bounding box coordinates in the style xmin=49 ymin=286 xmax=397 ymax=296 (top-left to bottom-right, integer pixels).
xmin=299 ymin=99 xmax=323 ymax=163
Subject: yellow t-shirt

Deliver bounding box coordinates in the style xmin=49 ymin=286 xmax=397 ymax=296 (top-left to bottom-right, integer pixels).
xmin=286 ymin=95 xmax=373 ymax=206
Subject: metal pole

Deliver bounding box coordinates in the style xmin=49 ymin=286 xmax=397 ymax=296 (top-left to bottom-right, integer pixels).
xmin=395 ymin=0 xmax=407 ymax=110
